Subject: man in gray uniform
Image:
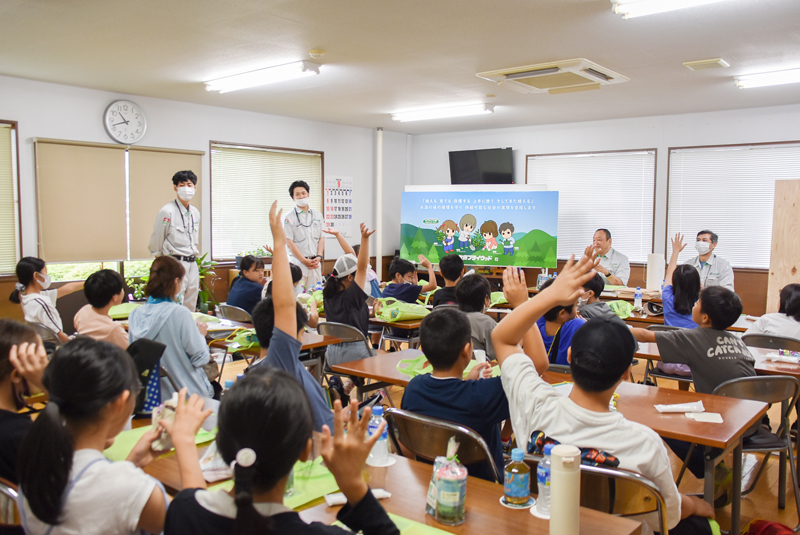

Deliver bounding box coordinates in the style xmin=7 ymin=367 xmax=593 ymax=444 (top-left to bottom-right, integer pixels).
xmin=148 ymin=170 xmax=201 ymax=311
xmin=592 ymin=228 xmax=630 ymax=286
xmin=684 ymin=230 xmax=734 ymax=292
xmin=284 ymin=180 xmax=324 ymax=289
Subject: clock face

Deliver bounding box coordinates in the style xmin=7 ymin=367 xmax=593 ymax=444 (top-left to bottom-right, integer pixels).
xmin=103 ymin=100 xmax=146 ymax=144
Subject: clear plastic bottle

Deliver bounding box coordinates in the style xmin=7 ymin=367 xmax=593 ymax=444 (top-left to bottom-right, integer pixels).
xmin=367 ymin=406 xmax=389 ymax=465
xmin=504 ymin=448 xmax=530 ymax=505
xmin=634 ymin=287 xmax=643 ymax=309
xmin=552 ymin=272 xmax=557 ymax=279
xmin=536 ymin=443 xmax=554 ymax=517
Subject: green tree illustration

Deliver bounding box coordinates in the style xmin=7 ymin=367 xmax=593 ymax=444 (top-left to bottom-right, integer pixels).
xmin=400 ymin=242 xmax=411 ymax=260
xmin=426 ymin=243 xmax=440 ymax=263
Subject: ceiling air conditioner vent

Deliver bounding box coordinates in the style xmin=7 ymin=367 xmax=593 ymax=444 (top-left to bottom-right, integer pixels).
xmin=477 ymin=58 xmax=629 ymax=95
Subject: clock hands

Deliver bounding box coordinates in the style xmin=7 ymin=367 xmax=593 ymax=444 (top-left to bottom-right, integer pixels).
xmin=115 ymin=112 xmax=129 ymax=126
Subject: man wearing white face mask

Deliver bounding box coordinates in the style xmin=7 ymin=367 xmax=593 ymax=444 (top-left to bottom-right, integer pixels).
xmin=284 ymin=180 xmax=325 ymax=289
xmin=148 ymin=170 xmax=201 ymax=311
xmin=684 ymin=230 xmax=735 ymax=292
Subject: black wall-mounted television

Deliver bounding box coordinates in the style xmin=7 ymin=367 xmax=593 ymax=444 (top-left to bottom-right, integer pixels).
xmin=448 ymin=147 xmax=514 ymax=185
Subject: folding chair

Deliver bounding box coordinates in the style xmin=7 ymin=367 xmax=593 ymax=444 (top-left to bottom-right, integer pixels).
xmin=216 ymin=304 xmax=253 ymax=323
xmin=26 ymin=322 xmax=62 ymax=354
xmin=742 ymin=333 xmax=800 ymax=352
xmin=378 ymin=327 xmax=420 ymax=352
xmin=384 ymin=408 xmax=502 ymax=482
xmin=126 ymin=338 xmax=167 ymax=414
xmin=0 ymin=477 xmax=20 ymax=531
xmin=642 ymin=325 xmax=694 ymax=388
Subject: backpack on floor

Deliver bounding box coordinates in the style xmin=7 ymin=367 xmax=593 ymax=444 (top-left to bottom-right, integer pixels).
xmin=742 ymin=520 xmax=794 ymax=535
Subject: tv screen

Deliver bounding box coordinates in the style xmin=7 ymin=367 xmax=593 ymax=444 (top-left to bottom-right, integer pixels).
xmin=449 ymin=148 xmax=514 ymax=185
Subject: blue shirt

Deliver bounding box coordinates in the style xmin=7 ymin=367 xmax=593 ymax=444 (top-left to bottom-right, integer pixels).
xmin=536 ymin=316 xmax=586 ymax=365
xmin=401 ymin=374 xmax=509 ymax=481
xmin=225 ymin=277 xmax=263 ymax=316
xmin=252 ymin=327 xmax=334 ymax=432
xmin=662 ymin=285 xmax=697 ymax=329
xmin=382 ymin=282 xmax=423 ymax=303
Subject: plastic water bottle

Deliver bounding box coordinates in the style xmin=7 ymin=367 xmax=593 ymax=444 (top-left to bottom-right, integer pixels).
xmin=504 ymin=448 xmax=530 ymax=505
xmin=661 ymin=279 xmax=665 ymax=292
xmin=634 ymin=287 xmax=643 ymax=309
xmin=367 ymin=406 xmax=389 ymax=465
xmin=536 ymin=443 xmax=553 ymax=517
xmin=552 ymin=272 xmax=557 ymax=279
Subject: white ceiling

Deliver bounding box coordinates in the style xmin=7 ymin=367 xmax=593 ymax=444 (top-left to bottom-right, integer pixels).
xmin=1 ymin=0 xmax=799 ymax=135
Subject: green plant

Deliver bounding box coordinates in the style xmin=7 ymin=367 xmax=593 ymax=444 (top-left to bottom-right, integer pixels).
xmin=196 ymin=253 xmax=219 ymax=308
xmin=237 ymin=246 xmax=272 ymax=257
xmin=126 ymin=276 xmax=148 ymax=300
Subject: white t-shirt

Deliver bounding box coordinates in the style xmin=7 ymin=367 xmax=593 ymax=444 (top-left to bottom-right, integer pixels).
xmin=500 ymin=354 xmax=681 ymax=533
xmin=20 ymin=289 xmax=63 ymax=334
xmin=21 ymin=449 xmax=158 ymax=535
xmin=744 ymin=312 xmax=800 ymax=341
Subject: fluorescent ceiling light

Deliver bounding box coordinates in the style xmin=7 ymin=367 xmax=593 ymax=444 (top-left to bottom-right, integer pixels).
xmin=205 ymin=61 xmax=320 ymax=93
xmin=735 ymin=68 xmax=800 ymax=89
xmin=612 ymin=0 xmax=730 ymax=19
xmin=391 ymin=104 xmax=494 ymax=122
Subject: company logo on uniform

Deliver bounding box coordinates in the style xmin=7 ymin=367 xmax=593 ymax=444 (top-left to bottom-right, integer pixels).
xmin=162 ymin=217 xmax=170 ymax=225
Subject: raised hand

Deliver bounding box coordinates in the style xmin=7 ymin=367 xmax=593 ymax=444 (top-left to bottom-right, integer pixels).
xmin=322 ymin=227 xmax=340 ymax=236
xmin=360 ymin=223 xmax=376 ymax=239
xmin=268 ymin=201 xmax=286 ymax=245
xmin=502 ymin=266 xmax=529 ymax=308
xmin=541 ymin=254 xmax=597 ymax=306
xmin=671 ymin=233 xmax=686 ymax=256
xmin=9 ymin=341 xmax=48 ymax=391
xmin=418 ymin=254 xmax=432 ymax=269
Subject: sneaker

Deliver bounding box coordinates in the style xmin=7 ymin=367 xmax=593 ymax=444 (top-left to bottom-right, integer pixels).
xmin=713 ymin=462 xmax=733 ymax=508
xmin=342 ymin=378 xmax=356 ymax=396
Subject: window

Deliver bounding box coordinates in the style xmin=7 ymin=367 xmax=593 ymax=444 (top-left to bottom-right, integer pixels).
xmin=667 ymin=142 xmax=800 ymax=269
xmin=526 ymin=150 xmax=656 ymax=262
xmin=0 ymin=122 xmax=19 ymax=274
xmin=210 ymin=142 xmax=323 ymax=260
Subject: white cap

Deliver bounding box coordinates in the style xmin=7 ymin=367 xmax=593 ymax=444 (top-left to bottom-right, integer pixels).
xmin=333 ymin=254 xmax=358 ymax=279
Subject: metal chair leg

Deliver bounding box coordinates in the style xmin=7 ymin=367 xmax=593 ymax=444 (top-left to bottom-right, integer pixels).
xmin=785 ymin=443 xmax=800 ymax=532
xmin=741 ymin=452 xmax=771 ymax=496
xmin=676 ymin=443 xmax=696 ymax=486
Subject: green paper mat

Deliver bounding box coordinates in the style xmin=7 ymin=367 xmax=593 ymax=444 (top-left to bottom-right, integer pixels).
xmin=104 ymin=425 xmax=217 ymax=462
xmin=216 ymin=456 xmax=338 ymax=510
xmin=109 ymin=302 xmax=142 ymax=319
xmin=335 ymin=513 xmax=451 ymax=534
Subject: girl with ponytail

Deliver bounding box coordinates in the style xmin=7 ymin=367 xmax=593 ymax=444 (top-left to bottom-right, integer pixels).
xmin=9 ymin=257 xmax=84 ymax=343
xmin=164 ymin=369 xmax=399 ymax=535
xmin=17 ymin=337 xmax=211 ymax=535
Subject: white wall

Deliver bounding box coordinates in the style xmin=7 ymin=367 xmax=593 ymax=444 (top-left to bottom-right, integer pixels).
xmin=0 ymin=74 xmax=409 ymax=259
xmin=410 ymin=104 xmax=800 ymax=255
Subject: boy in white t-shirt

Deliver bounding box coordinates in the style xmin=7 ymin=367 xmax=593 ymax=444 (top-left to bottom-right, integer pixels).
xmin=492 ymin=259 xmax=715 ymax=534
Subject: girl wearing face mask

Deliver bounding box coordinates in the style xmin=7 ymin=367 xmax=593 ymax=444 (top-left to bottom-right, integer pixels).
xmin=128 ymin=256 xmax=214 ymax=404
xmin=9 ymin=257 xmax=84 ymax=343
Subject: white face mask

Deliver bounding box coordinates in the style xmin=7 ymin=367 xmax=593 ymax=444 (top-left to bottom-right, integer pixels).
xmin=177 ymin=186 xmax=195 ymax=201
xmin=295 ymin=197 xmax=310 ymax=207
xmin=695 ymin=241 xmax=711 ymax=255
xmin=36 ymin=272 xmax=51 ymax=290
xmin=577 ymin=296 xmax=589 ymax=312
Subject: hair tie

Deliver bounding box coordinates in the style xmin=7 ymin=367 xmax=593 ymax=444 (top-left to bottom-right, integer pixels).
xmin=231 ymin=447 xmax=257 ymax=470
xmin=15 ymin=283 xmax=25 ymax=292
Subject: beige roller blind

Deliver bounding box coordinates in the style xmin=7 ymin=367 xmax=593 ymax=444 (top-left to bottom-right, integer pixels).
xmin=0 ymin=124 xmax=17 ymax=273
xmin=35 ymin=141 xmax=127 ymax=262
xmin=129 ymin=149 xmax=203 ymax=259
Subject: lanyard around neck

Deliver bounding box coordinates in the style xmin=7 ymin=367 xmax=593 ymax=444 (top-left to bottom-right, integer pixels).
xmin=174 ymin=200 xmax=194 ymax=235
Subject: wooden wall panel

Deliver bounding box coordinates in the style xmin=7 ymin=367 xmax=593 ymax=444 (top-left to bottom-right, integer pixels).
xmin=767 ymin=180 xmax=800 ymax=313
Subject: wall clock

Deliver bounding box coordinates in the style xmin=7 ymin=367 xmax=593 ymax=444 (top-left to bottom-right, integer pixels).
xmin=103 ymin=100 xmax=147 ymax=144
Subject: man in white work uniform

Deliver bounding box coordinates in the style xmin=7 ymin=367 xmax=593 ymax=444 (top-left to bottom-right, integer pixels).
xmin=685 ymin=230 xmax=735 ymax=292
xmin=592 ymin=228 xmax=630 ymax=286
xmin=284 ymin=180 xmax=324 ymax=289
xmin=148 ymin=170 xmax=201 ymax=311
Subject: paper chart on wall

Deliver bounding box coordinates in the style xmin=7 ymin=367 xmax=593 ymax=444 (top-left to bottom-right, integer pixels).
xmin=324 ymin=175 xmax=354 ymax=238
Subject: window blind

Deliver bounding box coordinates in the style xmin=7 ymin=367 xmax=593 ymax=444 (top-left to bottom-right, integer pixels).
xmin=526 ymin=150 xmax=655 ymax=262
xmin=210 ymin=144 xmax=323 ymax=260
xmin=0 ymin=124 xmax=18 ymax=273
xmin=667 ymin=143 xmax=800 ymax=269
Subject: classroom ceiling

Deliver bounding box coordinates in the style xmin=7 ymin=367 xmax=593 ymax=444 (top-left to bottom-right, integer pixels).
xmin=1 ymin=0 xmax=800 ymax=135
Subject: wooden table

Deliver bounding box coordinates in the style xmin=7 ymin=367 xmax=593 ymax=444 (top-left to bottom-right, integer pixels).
xmin=301 ymin=455 xmax=642 ymax=535
xmin=330 ymin=349 xmax=423 ymax=389
xmin=625 ymin=312 xmax=753 ymax=332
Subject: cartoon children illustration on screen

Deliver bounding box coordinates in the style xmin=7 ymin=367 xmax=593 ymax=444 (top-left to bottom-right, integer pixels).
xmin=481 ymin=220 xmax=499 ymax=251
xmin=500 ymin=221 xmax=515 ymax=256
xmin=440 ymin=220 xmax=459 ymax=254
xmin=458 ymin=214 xmax=476 ymax=251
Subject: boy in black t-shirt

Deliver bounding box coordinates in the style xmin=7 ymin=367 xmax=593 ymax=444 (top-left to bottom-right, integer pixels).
xmin=431 ymin=254 xmax=464 ymax=308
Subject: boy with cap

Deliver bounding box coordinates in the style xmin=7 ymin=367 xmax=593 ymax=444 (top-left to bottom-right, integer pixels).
xmin=493 ymin=256 xmax=714 ymax=534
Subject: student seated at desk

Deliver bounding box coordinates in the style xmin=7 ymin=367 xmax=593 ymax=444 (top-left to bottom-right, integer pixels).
xmin=631 ymin=286 xmax=754 ymax=493
xmin=226 ymin=255 xmax=266 ymax=316
xmin=536 ymin=277 xmax=585 ymax=366
xmin=18 ymin=338 xmax=210 ymax=535
xmin=9 ymin=257 xmax=84 ymax=344
xmin=744 ymin=283 xmax=800 ymax=341
xmin=493 ymin=256 xmax=715 ymax=535
xmin=577 ymin=273 xmax=615 ymax=320
xmin=128 ymin=256 xmax=214 ymax=399
xmin=432 ymin=254 xmax=463 ymax=307
xmin=165 ymin=387 xmax=399 ymax=535
xmin=248 ymin=202 xmax=333 ymax=434
xmin=74 ymin=269 xmax=129 ymax=349
xmin=456 ymin=273 xmax=498 ymax=361
xmin=382 ymin=256 xmax=437 ymax=303
xmin=0 ymin=320 xmax=47 ymax=486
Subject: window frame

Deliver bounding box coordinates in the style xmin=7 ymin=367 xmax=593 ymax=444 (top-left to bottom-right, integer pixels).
xmin=0 ymin=120 xmax=21 ymax=275
xmin=525 ymin=147 xmax=658 ymax=263
xmin=208 ymin=140 xmax=326 ymax=261
xmin=665 ymin=139 xmax=800 ymax=271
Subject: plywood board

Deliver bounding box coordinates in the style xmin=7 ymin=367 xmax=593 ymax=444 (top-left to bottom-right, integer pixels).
xmin=767 ymin=180 xmax=800 ymax=313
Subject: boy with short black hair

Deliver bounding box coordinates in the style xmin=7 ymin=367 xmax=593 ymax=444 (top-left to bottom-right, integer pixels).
xmin=493 ymin=257 xmax=714 ymax=534
xmin=432 ymin=254 xmax=464 ymax=307
xmin=536 ymin=277 xmax=586 ymax=365
xmin=249 ymin=201 xmax=334 ymax=433
xmin=74 ymin=269 xmax=129 ymax=349
xmin=383 ymin=256 xmax=437 ymax=303
xmin=455 ymin=273 xmax=497 ymax=360
xmin=400 ymin=307 xmax=508 ymax=481
xmin=578 ymin=272 xmax=615 ymax=320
